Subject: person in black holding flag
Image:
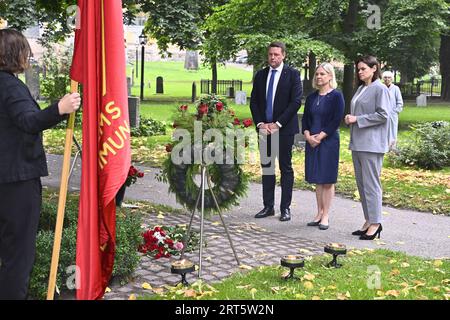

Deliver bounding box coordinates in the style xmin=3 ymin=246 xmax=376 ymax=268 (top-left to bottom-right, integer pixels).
xmin=0 ymin=29 xmax=80 ymax=299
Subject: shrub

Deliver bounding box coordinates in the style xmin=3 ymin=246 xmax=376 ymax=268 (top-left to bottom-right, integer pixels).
xmin=131 ymin=116 xmax=166 ymax=137
xmin=29 ymin=192 xmax=142 ymax=299
xmin=387 ymin=121 xmax=450 ymax=170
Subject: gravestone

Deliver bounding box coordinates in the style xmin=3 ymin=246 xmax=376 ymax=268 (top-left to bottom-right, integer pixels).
xmin=227 ymin=87 xmax=235 ymax=98
xmin=126 ymin=77 xmax=132 ymax=96
xmin=156 ymin=76 xmax=164 ymax=94
xmin=416 ymin=94 xmax=427 ymax=107
xmin=184 ymin=51 xmax=199 ymax=70
xmin=235 ymin=91 xmax=247 ymax=105
xmin=128 ymin=96 xmax=140 ymax=128
xmin=294 ymin=113 xmax=306 ymax=148
xmin=25 ymin=62 xmax=40 ymax=100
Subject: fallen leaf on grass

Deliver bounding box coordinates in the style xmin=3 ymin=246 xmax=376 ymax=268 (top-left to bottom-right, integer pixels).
xmin=303 ymin=273 xmax=316 ymax=281
xmin=184 ymin=289 xmax=197 ymax=298
xmin=294 ymin=293 xmax=306 ymax=299
xmin=312 ymin=296 xmax=321 ymax=300
xmin=337 ymin=293 xmax=349 ymax=300
xmin=390 ymin=269 xmax=400 ymax=276
xmin=239 ymin=264 xmax=253 ymax=270
xmin=236 ymin=284 xmax=252 ymax=289
xmin=303 ymin=281 xmax=314 ymax=290
xmin=389 ymin=259 xmax=397 ymax=264
xmin=401 ymin=262 xmax=410 ymax=268
xmin=386 ymin=290 xmax=400 ymax=297
xmin=128 ymin=294 xmax=136 ymax=300
xmin=250 ymin=288 xmax=257 ymax=299
xmin=433 ymin=260 xmax=443 ymax=267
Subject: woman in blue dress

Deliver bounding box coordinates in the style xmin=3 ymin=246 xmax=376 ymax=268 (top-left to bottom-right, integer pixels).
xmin=302 ymin=63 xmax=344 ymax=230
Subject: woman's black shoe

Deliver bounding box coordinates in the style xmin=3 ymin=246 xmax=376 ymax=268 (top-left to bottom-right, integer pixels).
xmin=351 ymin=228 xmax=368 ymax=236
xmin=359 ymin=225 xmax=382 ymax=240
xmin=307 ymin=221 xmax=321 ymax=226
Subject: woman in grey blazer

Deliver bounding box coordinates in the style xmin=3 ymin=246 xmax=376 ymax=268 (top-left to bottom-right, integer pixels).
xmin=344 ymin=55 xmax=390 ymax=240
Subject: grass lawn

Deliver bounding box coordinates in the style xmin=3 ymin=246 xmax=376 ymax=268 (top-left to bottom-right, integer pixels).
xmin=142 ymin=249 xmax=449 ymax=300
xmin=127 ymin=62 xmax=253 ymax=101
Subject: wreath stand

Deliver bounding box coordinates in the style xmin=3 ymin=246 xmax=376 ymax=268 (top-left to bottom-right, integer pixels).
xmin=179 ymin=163 xmax=241 ymax=278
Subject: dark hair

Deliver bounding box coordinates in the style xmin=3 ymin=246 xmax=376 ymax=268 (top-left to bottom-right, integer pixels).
xmin=355 ymin=55 xmax=380 ymax=86
xmin=0 ymin=29 xmax=32 ymax=74
xmin=268 ymin=41 xmax=286 ymax=55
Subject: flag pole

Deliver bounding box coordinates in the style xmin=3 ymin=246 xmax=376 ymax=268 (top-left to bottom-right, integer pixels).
xmin=46 ymin=80 xmax=79 ymax=300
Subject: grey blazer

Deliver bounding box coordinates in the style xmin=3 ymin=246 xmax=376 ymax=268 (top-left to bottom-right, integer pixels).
xmin=349 ymin=79 xmax=390 ymax=153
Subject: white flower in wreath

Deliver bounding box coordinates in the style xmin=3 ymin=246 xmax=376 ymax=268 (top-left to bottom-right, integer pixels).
xmin=153 ymin=231 xmax=166 ymax=244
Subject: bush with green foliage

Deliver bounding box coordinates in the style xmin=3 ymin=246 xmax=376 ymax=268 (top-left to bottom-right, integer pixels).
xmin=387 ymin=121 xmax=450 ymax=170
xmin=40 ymin=44 xmax=72 ymax=103
xmin=131 ymin=116 xmax=166 ymax=137
xmin=29 ymin=192 xmax=142 ymax=299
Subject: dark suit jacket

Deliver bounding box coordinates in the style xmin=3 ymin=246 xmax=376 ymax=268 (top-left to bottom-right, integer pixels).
xmin=250 ymin=64 xmax=302 ymax=135
xmin=0 ymin=70 xmax=65 ymax=183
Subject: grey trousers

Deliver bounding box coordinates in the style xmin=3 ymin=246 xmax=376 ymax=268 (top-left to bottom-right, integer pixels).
xmin=352 ymin=151 xmax=384 ymax=224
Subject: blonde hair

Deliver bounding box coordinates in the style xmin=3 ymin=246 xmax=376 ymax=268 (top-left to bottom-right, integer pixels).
xmin=312 ymin=62 xmax=338 ymax=89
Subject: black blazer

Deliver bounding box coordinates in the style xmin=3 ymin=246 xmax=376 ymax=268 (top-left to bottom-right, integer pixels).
xmin=250 ymin=64 xmax=302 ymax=135
xmin=0 ymin=71 xmax=65 ymax=184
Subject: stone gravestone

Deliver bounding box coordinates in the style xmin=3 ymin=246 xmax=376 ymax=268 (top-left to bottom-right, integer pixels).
xmin=416 ymin=94 xmax=427 ymax=107
xmin=184 ymin=51 xmax=199 ymax=70
xmin=156 ymin=76 xmax=164 ymax=94
xmin=25 ymin=62 xmax=40 ymax=100
xmin=126 ymin=77 xmax=132 ymax=96
xmin=227 ymin=86 xmax=235 ymax=98
xmin=128 ymin=96 xmax=140 ymax=128
xmin=294 ymin=113 xmax=306 ymax=148
xmin=235 ymin=91 xmax=247 ymax=105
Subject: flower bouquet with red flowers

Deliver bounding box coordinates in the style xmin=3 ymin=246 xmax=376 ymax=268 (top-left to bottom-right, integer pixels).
xmin=138 ymin=225 xmax=200 ymax=259
xmin=125 ymin=165 xmax=144 ymax=187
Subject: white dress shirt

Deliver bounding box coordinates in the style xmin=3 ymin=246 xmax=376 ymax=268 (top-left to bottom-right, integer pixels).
xmin=258 ymin=62 xmax=284 ymax=128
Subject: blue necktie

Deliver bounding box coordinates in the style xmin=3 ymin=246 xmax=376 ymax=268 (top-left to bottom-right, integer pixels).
xmin=266 ymin=69 xmax=276 ymax=122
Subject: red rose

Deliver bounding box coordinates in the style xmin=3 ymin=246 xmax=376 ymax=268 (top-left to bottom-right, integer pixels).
xmin=180 ymin=104 xmax=188 ymax=111
xmin=216 ymin=101 xmax=224 ymax=111
xmin=137 ymin=172 xmax=144 ymax=178
xmin=128 ymin=166 xmax=137 ymax=176
xmin=233 ymin=118 xmax=240 ymax=125
xmin=165 ymin=144 xmax=173 ymax=152
xmin=243 ymin=119 xmax=253 ymax=128
xmin=198 ymin=104 xmax=208 ymax=115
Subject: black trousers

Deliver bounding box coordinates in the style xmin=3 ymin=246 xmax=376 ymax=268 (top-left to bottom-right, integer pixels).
xmin=0 ymin=178 xmax=41 ymax=300
xmin=259 ymin=133 xmax=295 ymax=210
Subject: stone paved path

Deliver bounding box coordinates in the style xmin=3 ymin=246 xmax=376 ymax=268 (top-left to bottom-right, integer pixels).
xmin=103 ymin=211 xmax=324 ymax=300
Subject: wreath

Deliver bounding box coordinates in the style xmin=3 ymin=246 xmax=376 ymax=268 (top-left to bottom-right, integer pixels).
xmin=157 ymin=95 xmax=253 ymax=213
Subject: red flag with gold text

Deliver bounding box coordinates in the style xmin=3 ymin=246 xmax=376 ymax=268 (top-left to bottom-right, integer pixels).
xmin=70 ymin=0 xmax=131 ymax=300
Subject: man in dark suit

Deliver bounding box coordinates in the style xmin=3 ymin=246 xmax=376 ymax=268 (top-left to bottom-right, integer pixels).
xmin=250 ymin=41 xmax=302 ymax=222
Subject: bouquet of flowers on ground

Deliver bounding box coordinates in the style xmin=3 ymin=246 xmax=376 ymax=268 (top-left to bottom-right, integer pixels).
xmin=125 ymin=165 xmax=144 ymax=187
xmin=138 ymin=225 xmax=200 ymax=259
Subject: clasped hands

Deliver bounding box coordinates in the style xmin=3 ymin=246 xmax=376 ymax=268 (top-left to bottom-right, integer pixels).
xmin=344 ymin=114 xmax=357 ymax=125
xmin=258 ymin=122 xmax=280 ymax=135
xmin=306 ymin=134 xmax=322 ymax=148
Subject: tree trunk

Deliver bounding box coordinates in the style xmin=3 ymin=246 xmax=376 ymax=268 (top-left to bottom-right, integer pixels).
xmin=211 ymin=56 xmax=218 ymax=94
xmin=440 ymin=34 xmax=450 ymax=101
xmin=308 ymin=51 xmax=317 ymax=80
xmin=342 ymin=0 xmax=359 ymax=115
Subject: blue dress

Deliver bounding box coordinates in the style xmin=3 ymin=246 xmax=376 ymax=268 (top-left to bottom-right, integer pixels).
xmin=302 ymin=90 xmax=345 ymax=184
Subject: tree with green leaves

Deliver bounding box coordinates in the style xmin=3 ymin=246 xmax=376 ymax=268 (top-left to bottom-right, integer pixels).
xmin=140 ymin=0 xmax=227 ymax=93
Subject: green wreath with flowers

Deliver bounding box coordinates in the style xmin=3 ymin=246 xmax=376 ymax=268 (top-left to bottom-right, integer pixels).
xmin=157 ymin=95 xmax=254 ymax=213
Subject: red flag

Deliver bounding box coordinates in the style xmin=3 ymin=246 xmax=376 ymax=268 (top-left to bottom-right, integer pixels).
xmin=71 ymin=0 xmax=131 ymax=300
